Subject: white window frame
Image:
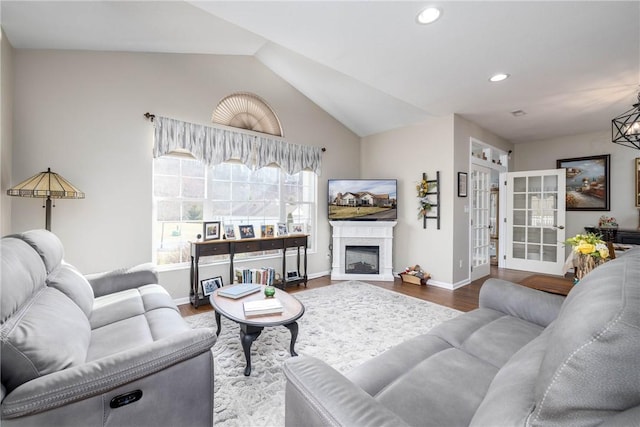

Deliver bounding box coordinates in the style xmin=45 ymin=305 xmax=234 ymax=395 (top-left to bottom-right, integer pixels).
xmin=152 ymin=156 xmax=316 ymax=268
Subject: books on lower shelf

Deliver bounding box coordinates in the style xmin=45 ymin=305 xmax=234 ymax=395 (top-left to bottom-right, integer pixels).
xmin=217 ymin=283 xmax=261 ymax=299
xmin=243 ymin=298 xmax=284 ymax=317
xmin=235 ymin=267 xmax=277 ymax=286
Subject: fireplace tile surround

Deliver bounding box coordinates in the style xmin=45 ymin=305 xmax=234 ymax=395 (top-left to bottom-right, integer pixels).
xmin=330 ymin=221 xmax=397 ymax=281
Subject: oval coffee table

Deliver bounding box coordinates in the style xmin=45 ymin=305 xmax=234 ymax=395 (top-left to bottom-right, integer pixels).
xmin=210 ymin=285 xmax=305 ymax=376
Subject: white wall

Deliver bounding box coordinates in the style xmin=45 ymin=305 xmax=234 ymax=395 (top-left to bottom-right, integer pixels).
xmin=10 ymin=50 xmax=360 ymax=299
xmin=514 ymin=130 xmax=638 ymax=241
xmin=361 ymin=116 xmax=455 ymax=284
xmin=1 ymin=29 xmax=13 ymax=235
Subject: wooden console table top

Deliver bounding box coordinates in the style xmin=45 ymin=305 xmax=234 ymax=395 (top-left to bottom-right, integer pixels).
xmin=518 ymin=274 xmax=574 ymax=296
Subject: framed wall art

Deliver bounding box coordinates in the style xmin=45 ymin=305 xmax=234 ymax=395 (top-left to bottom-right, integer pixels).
xmin=556 ymin=154 xmax=610 ymax=211
xmin=203 ymin=221 xmax=221 ymax=240
xmin=457 ymin=172 xmax=467 ymax=197
xmin=636 ymin=158 xmax=640 ymax=207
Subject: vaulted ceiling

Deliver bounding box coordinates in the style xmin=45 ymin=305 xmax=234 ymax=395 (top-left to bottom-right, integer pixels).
xmin=2 ymin=1 xmax=639 ymax=143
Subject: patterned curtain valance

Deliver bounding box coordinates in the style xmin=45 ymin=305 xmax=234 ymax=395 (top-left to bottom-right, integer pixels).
xmin=153 ymin=116 xmax=322 ymax=175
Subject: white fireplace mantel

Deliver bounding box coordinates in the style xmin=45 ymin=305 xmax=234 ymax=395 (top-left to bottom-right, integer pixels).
xmin=330 ymin=221 xmax=397 ymax=281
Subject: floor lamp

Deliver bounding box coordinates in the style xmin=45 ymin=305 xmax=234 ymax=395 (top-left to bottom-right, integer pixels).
xmin=6 ymin=168 xmax=85 ymax=231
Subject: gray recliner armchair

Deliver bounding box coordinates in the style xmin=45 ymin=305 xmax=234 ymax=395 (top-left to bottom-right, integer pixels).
xmin=1 ymin=229 xmax=216 ymax=426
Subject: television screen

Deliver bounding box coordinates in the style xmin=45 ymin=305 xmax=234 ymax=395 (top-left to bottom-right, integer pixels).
xmin=328 ymin=179 xmax=397 ymax=221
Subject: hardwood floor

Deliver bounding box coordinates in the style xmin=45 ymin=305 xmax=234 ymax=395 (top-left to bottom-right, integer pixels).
xmin=178 ymin=266 xmax=563 ymax=317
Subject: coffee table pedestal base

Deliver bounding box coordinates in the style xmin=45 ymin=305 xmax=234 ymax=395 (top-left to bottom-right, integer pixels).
xmin=238 ymin=322 xmax=299 ymax=376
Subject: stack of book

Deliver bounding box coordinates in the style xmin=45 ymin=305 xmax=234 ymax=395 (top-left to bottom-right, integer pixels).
xmin=217 ymin=283 xmax=261 ymax=299
xmin=243 ymin=298 xmax=284 ymax=317
xmin=235 ymin=267 xmax=277 ymax=286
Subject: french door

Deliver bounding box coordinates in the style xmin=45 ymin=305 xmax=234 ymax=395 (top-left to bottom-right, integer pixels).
xmin=470 ymin=164 xmax=492 ymax=281
xmin=505 ymin=169 xmax=566 ymax=275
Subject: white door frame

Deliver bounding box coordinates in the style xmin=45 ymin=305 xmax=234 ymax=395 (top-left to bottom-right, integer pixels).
xmin=470 ymin=163 xmax=492 ymax=281
xmin=504 ymin=169 xmax=567 ymax=275
xmin=469 ymin=138 xmax=508 ymax=281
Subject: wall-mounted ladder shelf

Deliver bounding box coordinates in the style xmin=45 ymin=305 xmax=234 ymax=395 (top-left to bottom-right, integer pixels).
xmin=423 ymin=171 xmax=440 ymax=229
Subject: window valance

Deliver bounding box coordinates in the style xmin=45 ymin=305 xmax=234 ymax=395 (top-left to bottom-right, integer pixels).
xmin=153 ymin=116 xmax=322 ymax=175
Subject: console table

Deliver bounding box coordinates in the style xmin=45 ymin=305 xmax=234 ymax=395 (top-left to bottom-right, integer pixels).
xmin=189 ymin=235 xmax=308 ymax=307
xmin=584 ymin=227 xmax=640 ymax=245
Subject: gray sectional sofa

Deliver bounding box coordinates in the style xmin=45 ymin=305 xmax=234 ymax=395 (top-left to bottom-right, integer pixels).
xmin=284 ymin=248 xmax=640 ymax=426
xmin=1 ymin=230 xmax=217 ymax=426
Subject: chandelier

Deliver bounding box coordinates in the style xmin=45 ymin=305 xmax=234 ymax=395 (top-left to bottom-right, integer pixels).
xmin=612 ymin=92 xmax=640 ymax=149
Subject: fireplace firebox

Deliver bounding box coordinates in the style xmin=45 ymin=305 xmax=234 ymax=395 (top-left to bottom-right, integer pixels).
xmin=345 ymin=245 xmax=379 ymax=275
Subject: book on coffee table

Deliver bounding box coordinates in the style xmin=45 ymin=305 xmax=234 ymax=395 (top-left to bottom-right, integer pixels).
xmin=217 ymin=283 xmax=261 ymax=299
xmin=243 ymin=298 xmax=284 ymax=317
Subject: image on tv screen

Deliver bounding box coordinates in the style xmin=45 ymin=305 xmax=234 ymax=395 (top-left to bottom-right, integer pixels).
xmin=328 ymin=179 xmax=397 ymax=221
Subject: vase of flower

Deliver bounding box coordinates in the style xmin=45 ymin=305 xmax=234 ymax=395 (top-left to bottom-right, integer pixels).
xmin=565 ymin=232 xmax=610 ymax=282
xmin=575 ymin=253 xmax=606 ymax=280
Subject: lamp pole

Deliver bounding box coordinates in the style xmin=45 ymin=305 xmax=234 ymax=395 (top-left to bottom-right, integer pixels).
xmin=44 ymin=196 xmax=52 ymax=231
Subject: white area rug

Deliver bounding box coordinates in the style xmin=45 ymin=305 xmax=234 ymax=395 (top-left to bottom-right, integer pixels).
xmin=185 ymin=280 xmax=461 ymax=427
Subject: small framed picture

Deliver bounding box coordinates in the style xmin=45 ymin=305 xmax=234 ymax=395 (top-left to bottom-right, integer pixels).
xmin=224 ymin=224 xmax=236 ymax=240
xmin=288 ymin=223 xmax=305 ymax=235
xmin=201 ymin=276 xmax=223 ymax=296
xmin=457 ymin=172 xmax=468 ymax=197
xmin=277 ymin=222 xmax=288 ymax=236
xmin=203 ymin=221 xmax=221 ymax=240
xmin=238 ymin=224 xmax=255 ymax=239
xmin=261 ymin=224 xmax=275 ymax=238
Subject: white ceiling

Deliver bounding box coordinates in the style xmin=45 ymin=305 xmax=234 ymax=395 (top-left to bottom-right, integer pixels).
xmin=2 ymin=1 xmax=639 ymax=143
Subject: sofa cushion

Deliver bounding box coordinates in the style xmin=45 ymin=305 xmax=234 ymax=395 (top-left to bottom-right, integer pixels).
xmin=1 ymin=287 xmax=91 ymax=392
xmin=46 ymin=262 xmax=94 ymax=317
xmin=376 ymin=348 xmax=499 ymax=427
xmin=89 ymin=284 xmax=179 ymax=329
xmin=87 ymin=284 xmax=187 ymax=361
xmin=347 ymin=306 xmax=545 ymax=427
xmin=532 ymin=254 xmax=640 ymax=425
xmin=470 ymin=325 xmax=553 ymax=426
xmin=13 ymin=229 xmax=65 ymax=274
xmin=1 ymin=238 xmax=46 ymax=324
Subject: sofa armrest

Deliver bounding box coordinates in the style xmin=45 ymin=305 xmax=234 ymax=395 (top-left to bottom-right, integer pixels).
xmin=479 ymin=279 xmax=565 ymax=327
xmin=85 ymin=263 xmax=158 ymax=297
xmin=283 ymin=356 xmax=409 ymax=427
xmin=1 ymin=328 xmax=216 ymax=418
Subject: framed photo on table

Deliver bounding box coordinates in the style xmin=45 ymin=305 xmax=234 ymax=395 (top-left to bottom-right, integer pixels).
xmin=288 ymin=223 xmax=305 ymax=235
xmin=557 ymin=154 xmax=610 ymax=211
xmin=277 ymin=222 xmax=288 ymax=236
xmin=238 ymin=224 xmax=255 ymax=239
xmin=203 ymin=221 xmax=221 ymax=240
xmin=201 ymin=276 xmax=223 ymax=297
xmin=261 ymin=224 xmax=275 ymax=238
xmin=224 ymin=224 xmax=236 ymax=240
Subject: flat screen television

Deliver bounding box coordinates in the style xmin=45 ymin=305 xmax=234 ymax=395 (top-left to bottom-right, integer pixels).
xmin=328 ymin=179 xmax=397 ymax=221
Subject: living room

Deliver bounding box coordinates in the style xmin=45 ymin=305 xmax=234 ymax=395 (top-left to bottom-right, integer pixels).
xmin=3 ymin=1 xmax=639 ymax=298
xmin=1 ymin=1 xmax=640 ymax=426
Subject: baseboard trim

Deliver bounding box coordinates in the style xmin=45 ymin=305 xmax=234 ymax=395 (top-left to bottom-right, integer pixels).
xmin=426 ymin=278 xmax=471 ymax=290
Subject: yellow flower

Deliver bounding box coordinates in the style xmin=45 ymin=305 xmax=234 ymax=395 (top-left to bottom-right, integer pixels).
xmin=577 ymin=243 xmax=595 ymax=254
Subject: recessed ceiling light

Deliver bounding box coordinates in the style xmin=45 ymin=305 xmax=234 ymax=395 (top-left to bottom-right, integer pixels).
xmin=511 ymin=110 xmax=527 ymax=117
xmin=489 ymin=73 xmax=510 ymax=82
xmin=417 ymin=7 xmax=441 ymax=24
